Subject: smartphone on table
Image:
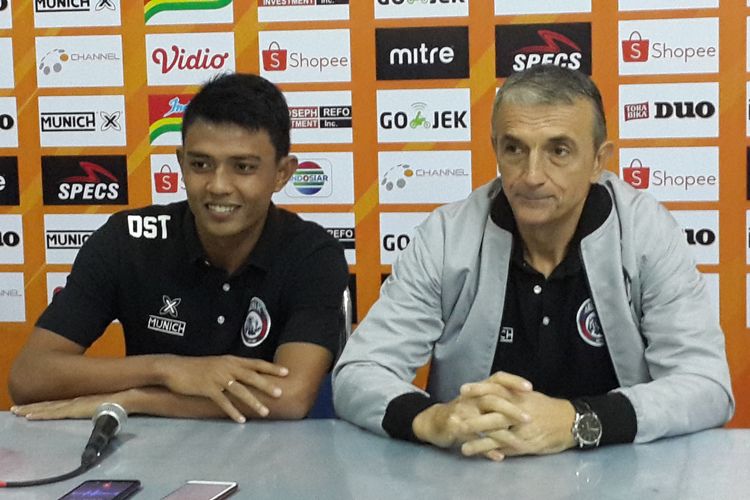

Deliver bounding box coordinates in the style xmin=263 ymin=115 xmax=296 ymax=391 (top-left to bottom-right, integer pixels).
xmin=161 ymin=480 xmax=238 ymax=500
xmin=57 ymin=479 xmax=141 ymax=499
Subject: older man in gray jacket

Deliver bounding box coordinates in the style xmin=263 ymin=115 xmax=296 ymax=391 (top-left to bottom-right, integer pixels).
xmin=333 ymin=65 xmax=734 ymax=461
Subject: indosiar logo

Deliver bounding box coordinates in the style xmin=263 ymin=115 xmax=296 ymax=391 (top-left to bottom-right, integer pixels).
xmin=42 ymin=155 xmax=128 ymax=205
xmin=495 ymin=22 xmax=592 ymax=77
xmin=287 ymin=160 xmax=332 ymax=197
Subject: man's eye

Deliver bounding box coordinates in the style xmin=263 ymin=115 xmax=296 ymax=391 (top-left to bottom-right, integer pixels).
xmin=554 ymin=145 xmax=571 ymax=157
xmin=190 ymin=161 xmax=210 ymax=170
xmin=504 ymin=144 xmax=521 ymax=154
xmin=237 ymin=163 xmax=258 ymax=173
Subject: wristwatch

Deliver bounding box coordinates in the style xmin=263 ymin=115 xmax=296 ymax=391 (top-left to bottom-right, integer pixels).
xmin=571 ymin=400 xmax=602 ymax=449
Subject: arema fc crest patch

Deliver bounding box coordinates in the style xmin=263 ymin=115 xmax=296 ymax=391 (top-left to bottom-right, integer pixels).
xmin=241 ymin=297 xmax=271 ymax=348
xmin=577 ymin=298 xmax=604 ymax=347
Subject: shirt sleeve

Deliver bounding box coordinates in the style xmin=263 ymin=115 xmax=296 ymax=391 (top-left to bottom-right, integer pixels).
xmin=277 ymin=239 xmax=349 ymax=359
xmin=35 ymin=214 xmax=121 ymax=347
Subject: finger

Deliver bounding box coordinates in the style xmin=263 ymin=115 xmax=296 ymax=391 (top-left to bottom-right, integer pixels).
xmin=484 ymin=450 xmax=505 ymax=462
xmin=225 ymin=382 xmax=270 ymax=418
xmin=235 ymin=371 xmax=283 ymax=398
xmin=232 ymin=357 xmax=289 ymax=376
xmin=461 ymin=413 xmax=512 ymax=435
xmin=478 ymin=395 xmax=531 ymax=422
xmin=209 ymin=391 xmax=248 ymax=424
xmin=11 ymin=401 xmax=67 ymax=417
xmin=460 ymin=382 xmax=513 ymax=400
xmin=487 ymin=371 xmax=533 ymax=391
xmin=462 ymin=430 xmax=525 ymax=456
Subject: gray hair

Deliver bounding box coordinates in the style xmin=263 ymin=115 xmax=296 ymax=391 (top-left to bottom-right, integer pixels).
xmin=492 ymin=65 xmax=607 ymax=149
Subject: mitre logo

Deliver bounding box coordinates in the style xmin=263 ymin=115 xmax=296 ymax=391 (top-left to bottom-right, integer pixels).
xmin=375 ymin=26 xmax=469 ymax=80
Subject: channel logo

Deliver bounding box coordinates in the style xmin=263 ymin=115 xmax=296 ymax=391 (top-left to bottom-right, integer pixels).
xmin=619 ymin=83 xmax=718 ymax=139
xmin=619 ymin=18 xmax=718 ymax=75
xmin=146 ymin=32 xmax=235 ymax=86
xmin=375 ymin=27 xmax=469 ymax=81
xmin=670 ymin=210 xmax=719 ymax=266
xmin=259 ymin=30 xmax=351 ymax=83
xmin=273 ymin=152 xmax=354 ymax=205
xmin=145 ymin=0 xmax=233 ymax=25
xmin=35 ymin=35 xmax=123 ymax=88
xmin=378 ymin=151 xmax=472 ymax=204
xmin=259 ymin=0 xmax=349 ymax=22
xmin=0 ymin=97 xmax=18 ymax=148
xmin=149 ymin=94 xmax=192 ymax=146
xmin=34 ymin=0 xmax=120 ymax=28
xmin=495 ymin=0 xmax=590 ymax=15
xmin=38 ymin=95 xmax=126 ymax=147
xmin=619 ymin=147 xmax=718 ymax=202
xmin=44 ymin=213 xmax=109 ymax=264
xmin=375 ymin=0 xmax=467 ymax=19
xmin=0 ymin=214 xmax=23 ymax=264
xmin=495 ymin=23 xmax=591 ymax=77
xmin=0 ymin=272 xmax=25 ymax=322
xmin=42 ymin=156 xmax=128 ymax=206
xmin=0 ymin=38 xmax=14 ymax=88
xmin=0 ymin=0 xmax=11 ymax=29
xmin=151 ymin=155 xmax=186 ymax=205
xmin=377 ymin=88 xmax=471 ymax=143
xmin=619 ymin=0 xmax=718 ymax=11
xmin=285 ymin=91 xmax=353 ymax=144
xmin=379 ymin=212 xmax=430 ymax=265
xmin=298 ymin=212 xmax=356 ymax=265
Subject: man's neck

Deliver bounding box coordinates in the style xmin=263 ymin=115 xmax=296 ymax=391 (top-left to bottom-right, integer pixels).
xmin=198 ymin=225 xmax=265 ymax=276
xmin=517 ymin=216 xmax=580 ymax=278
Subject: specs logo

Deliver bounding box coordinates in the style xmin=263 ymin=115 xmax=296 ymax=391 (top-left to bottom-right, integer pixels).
xmin=42 ymin=155 xmax=128 ymax=205
xmin=495 ymin=23 xmax=591 ymax=77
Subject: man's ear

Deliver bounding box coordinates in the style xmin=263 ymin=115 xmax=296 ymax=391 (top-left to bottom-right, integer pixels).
xmin=591 ymin=141 xmax=614 ymax=182
xmin=274 ymin=155 xmax=298 ymax=192
xmin=176 ymin=147 xmax=184 ymax=171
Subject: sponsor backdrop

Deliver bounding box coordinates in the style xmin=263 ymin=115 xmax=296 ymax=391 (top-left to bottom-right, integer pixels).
xmin=0 ymin=1 xmax=749 ymax=426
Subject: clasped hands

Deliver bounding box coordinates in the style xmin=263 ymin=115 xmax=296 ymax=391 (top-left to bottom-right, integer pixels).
xmin=412 ymin=372 xmax=576 ymax=461
xmin=11 ymin=355 xmax=288 ymax=423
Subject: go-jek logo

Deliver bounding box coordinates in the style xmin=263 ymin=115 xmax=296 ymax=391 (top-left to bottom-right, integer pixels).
xmin=145 ymin=0 xmax=233 ymax=25
xmin=289 ymin=161 xmax=331 ymax=196
xmin=377 ymin=88 xmax=471 ymax=143
xmin=148 ymin=94 xmax=192 ymax=145
xmin=146 ymin=33 xmax=235 ymax=85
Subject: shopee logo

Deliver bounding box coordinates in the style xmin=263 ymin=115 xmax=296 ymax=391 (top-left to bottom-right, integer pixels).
xmin=622 ymin=159 xmax=650 ymax=188
xmin=262 ymin=42 xmax=287 ymax=71
xmin=622 ymin=31 xmax=649 ymax=62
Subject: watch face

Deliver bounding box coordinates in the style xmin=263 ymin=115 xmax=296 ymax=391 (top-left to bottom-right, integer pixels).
xmin=577 ymin=413 xmax=602 ymax=444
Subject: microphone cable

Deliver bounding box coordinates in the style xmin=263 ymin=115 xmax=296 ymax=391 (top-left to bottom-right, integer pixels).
xmin=0 ymin=403 xmax=127 ymax=489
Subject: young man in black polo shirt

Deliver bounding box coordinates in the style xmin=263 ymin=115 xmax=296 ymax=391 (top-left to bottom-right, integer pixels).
xmin=9 ymin=73 xmax=349 ymax=423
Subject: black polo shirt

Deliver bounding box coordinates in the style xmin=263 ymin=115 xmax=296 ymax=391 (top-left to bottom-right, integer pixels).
xmin=37 ymin=202 xmax=349 ymax=362
xmin=383 ymin=186 xmax=636 ymax=446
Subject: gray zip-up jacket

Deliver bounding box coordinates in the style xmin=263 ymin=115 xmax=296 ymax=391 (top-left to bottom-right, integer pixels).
xmin=333 ymin=172 xmax=734 ymax=443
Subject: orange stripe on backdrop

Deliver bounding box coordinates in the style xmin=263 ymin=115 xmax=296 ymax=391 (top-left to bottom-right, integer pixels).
xmin=0 ymin=1 xmax=748 ymax=427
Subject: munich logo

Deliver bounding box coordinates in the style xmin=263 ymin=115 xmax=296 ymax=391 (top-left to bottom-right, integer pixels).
xmin=35 ymin=0 xmax=116 ymax=12
xmin=148 ymin=94 xmax=192 ymax=145
xmin=39 ymin=111 xmax=120 ymax=132
xmin=375 ymin=26 xmax=469 ymax=80
xmin=41 ymin=155 xmax=128 ymax=205
xmin=241 ymin=297 xmax=271 ymax=348
xmin=159 ymin=295 xmax=181 ymax=318
xmin=495 ymin=23 xmax=592 ymax=77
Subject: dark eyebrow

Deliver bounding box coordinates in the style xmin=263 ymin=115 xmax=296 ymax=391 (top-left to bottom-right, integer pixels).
xmin=185 ymin=151 xmax=263 ymax=162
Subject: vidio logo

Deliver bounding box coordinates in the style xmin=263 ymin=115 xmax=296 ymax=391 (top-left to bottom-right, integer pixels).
xmin=0 ymin=114 xmax=14 ymax=131
xmin=0 ymin=230 xmax=20 ymax=247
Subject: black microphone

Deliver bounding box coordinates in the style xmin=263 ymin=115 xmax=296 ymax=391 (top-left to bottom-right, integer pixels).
xmin=80 ymin=403 xmax=127 ymax=466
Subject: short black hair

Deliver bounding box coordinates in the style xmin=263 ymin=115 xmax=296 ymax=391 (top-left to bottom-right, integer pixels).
xmin=182 ymin=73 xmax=291 ymax=159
